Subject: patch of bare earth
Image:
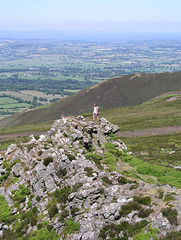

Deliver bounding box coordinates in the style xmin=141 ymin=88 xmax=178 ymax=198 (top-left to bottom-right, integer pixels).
xmin=0 ymin=132 xmax=47 ymax=141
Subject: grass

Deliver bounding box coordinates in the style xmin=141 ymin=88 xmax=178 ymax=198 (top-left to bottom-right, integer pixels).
xmin=0 ymin=195 xmax=11 ymax=223
xmin=62 ymin=220 xmax=80 ymax=239
xmin=99 ymin=219 xmax=149 ymax=239
xmin=0 ymin=103 xmax=31 ymax=109
xmin=120 ymin=153 xmax=181 ymax=188
xmin=121 ymin=133 xmax=181 ymax=167
xmin=84 ymin=94 xmax=181 ymax=172
xmin=0 ymin=96 xmax=32 ymax=118
xmin=0 ymin=97 xmax=19 ymax=105
xmin=0 ymin=121 xmax=52 ymax=151
xmin=0 ymin=121 xmax=52 ymax=135
xmin=0 ymin=136 xmax=30 ymax=150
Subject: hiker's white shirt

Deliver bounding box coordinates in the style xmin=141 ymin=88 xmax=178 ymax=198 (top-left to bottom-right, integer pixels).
xmin=93 ymin=106 xmax=98 ymax=114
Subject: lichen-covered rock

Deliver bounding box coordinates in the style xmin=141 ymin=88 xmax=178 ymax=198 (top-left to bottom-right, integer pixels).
xmin=5 ymin=143 xmax=17 ymax=155
xmin=11 ymin=162 xmax=23 ymax=177
xmin=102 ymin=202 xmax=120 ymax=220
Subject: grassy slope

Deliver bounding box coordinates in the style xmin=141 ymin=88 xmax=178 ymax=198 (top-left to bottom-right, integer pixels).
xmin=83 ymin=93 xmax=181 ymax=169
xmin=84 ymin=92 xmax=181 ymax=131
xmin=0 ymin=71 xmax=181 ymax=127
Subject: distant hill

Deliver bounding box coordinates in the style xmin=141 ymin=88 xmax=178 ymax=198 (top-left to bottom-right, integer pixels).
xmin=0 ymin=71 xmax=181 ymax=128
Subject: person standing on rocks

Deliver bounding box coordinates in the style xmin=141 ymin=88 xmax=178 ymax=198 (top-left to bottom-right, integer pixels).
xmin=93 ymin=103 xmax=99 ymax=123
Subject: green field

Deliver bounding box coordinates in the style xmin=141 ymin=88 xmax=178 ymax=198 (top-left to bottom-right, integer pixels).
xmin=0 ymin=97 xmax=19 ymax=105
xmin=1 ymin=39 xmax=181 ymax=89
xmin=0 ymin=102 xmax=30 ymax=109
xmin=0 ymin=96 xmax=31 ymax=116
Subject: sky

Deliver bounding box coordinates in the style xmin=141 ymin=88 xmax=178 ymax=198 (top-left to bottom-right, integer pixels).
xmin=0 ymin=0 xmax=181 ymax=33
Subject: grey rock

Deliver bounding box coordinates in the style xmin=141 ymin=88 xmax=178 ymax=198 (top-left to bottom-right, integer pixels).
xmin=12 ymin=162 xmax=23 ymax=177
xmin=81 ymin=232 xmax=96 ymax=240
xmin=82 ymin=137 xmax=92 ymax=148
xmin=2 ymin=225 xmax=8 ymax=231
xmin=71 ymin=233 xmax=83 ymax=240
xmin=3 ymin=194 xmax=14 ymax=207
xmin=76 ymin=116 xmax=86 ymax=121
xmin=32 ymin=179 xmax=45 ymax=197
xmin=36 ymin=163 xmax=46 ymax=176
xmin=6 ymin=182 xmax=19 ymax=192
xmin=0 ymin=166 xmax=6 ymax=176
xmin=102 ymin=203 xmax=120 ymax=220
xmin=38 ymin=135 xmax=47 ymax=142
xmin=112 ymin=124 xmax=120 ymax=133
xmin=44 ymin=174 xmax=57 ymax=192
xmin=0 ymin=187 xmax=5 ymax=196
xmin=11 ymin=207 xmax=18 ymax=215
xmin=79 ymin=218 xmax=95 ymax=233
xmin=6 ymin=144 xmax=17 ymax=155
xmin=151 ymin=213 xmax=172 ymax=230
xmin=72 ymin=133 xmax=78 ymax=141
xmin=29 ymin=135 xmax=36 ymax=143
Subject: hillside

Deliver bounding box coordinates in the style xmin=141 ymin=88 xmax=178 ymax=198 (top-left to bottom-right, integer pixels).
xmin=0 ymin=92 xmax=181 ymax=171
xmin=0 ymin=71 xmax=181 ymax=128
xmin=83 ymin=92 xmax=181 ymax=170
xmin=93 ymin=91 xmax=181 ymax=131
xmin=0 ymin=117 xmax=181 ymax=239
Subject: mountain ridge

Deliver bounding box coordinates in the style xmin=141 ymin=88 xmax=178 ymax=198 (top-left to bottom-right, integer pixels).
xmin=0 ymin=71 xmax=181 ymax=128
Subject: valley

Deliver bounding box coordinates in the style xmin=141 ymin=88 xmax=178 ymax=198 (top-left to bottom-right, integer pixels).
xmin=1 ymin=39 xmax=181 ymax=119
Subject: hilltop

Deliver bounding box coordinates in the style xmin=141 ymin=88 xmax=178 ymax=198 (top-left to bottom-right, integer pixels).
xmin=1 ymin=71 xmax=181 ymax=128
xmin=0 ymin=117 xmax=181 ymax=239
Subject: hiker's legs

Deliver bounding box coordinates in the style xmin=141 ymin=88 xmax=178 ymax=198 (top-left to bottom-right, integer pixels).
xmin=93 ymin=114 xmax=95 ymax=122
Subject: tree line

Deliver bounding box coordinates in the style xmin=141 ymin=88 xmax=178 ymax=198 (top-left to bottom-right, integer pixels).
xmin=0 ymin=77 xmax=95 ymax=95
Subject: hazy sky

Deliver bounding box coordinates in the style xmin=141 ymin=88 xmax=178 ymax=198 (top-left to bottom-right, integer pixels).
xmin=0 ymin=0 xmax=181 ymax=32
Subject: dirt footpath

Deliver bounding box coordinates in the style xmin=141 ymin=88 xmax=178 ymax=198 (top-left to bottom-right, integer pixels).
xmin=0 ymin=132 xmax=47 ymax=141
xmin=0 ymin=126 xmax=181 ymax=140
xmin=116 ymin=125 xmax=181 ymax=138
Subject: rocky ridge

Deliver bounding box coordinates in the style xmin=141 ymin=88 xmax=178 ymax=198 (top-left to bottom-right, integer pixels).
xmin=0 ymin=117 xmax=181 ymax=240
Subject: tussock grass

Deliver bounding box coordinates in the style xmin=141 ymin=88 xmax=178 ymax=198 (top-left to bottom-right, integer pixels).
xmin=121 ymin=153 xmax=181 ymax=188
xmin=122 ymin=133 xmax=181 ymax=167
xmin=0 ymin=136 xmax=30 ymax=150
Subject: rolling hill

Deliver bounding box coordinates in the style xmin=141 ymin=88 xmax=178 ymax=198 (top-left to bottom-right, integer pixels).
xmin=0 ymin=71 xmax=181 ymax=128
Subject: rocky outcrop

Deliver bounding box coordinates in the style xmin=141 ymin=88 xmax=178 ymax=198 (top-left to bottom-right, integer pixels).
xmin=0 ymin=117 xmax=181 ymax=240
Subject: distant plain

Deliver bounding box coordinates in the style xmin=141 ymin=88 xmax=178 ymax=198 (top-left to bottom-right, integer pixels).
xmin=1 ymin=39 xmax=181 ymax=119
